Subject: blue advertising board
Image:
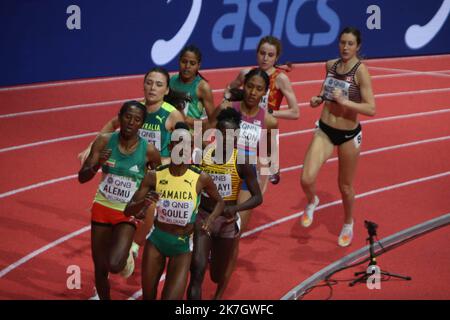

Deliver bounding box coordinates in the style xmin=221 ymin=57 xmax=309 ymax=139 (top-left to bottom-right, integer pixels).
xmin=1 ymin=0 xmax=450 ymax=86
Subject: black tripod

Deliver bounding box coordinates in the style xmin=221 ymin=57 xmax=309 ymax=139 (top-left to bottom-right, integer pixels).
xmin=349 ymin=221 xmax=412 ymax=287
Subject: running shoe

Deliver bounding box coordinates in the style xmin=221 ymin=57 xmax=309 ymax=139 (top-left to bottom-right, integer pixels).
xmin=120 ymin=249 xmax=135 ymax=278
xmin=301 ymin=196 xmax=319 ymax=228
xmin=338 ymin=221 xmax=354 ymax=247
xmin=88 ymin=288 xmax=100 ymax=300
xmin=130 ymin=242 xmax=140 ymax=260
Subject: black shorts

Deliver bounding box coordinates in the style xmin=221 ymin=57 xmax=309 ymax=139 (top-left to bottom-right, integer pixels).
xmin=317 ymin=120 xmax=362 ymax=146
xmin=197 ymin=208 xmax=241 ymax=239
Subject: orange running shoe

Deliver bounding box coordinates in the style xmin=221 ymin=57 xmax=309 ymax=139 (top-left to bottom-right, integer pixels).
xmin=301 ymin=196 xmax=319 ymax=228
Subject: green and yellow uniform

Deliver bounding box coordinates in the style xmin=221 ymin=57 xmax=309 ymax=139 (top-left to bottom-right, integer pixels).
xmin=138 ymin=101 xmax=176 ymax=158
xmin=91 ymin=132 xmax=148 ymax=227
xmin=170 ymin=74 xmax=206 ymax=120
xmin=147 ymin=164 xmax=202 ymax=256
xmin=201 ymin=147 xmax=242 ymax=201
xmin=198 ymin=147 xmax=243 ymax=238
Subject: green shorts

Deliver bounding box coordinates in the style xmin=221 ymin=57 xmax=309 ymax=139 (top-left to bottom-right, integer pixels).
xmin=147 ymin=225 xmax=193 ymax=257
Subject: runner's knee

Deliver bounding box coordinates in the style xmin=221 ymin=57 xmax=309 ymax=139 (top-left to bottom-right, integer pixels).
xmin=301 ymin=171 xmax=315 ymax=188
xmin=190 ymin=258 xmax=207 ymax=282
xmin=339 ymin=183 xmax=354 ymax=198
xmin=108 ymin=254 xmax=126 ymax=274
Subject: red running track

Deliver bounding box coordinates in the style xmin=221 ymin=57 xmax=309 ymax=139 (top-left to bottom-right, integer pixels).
xmin=0 ymin=54 xmax=449 ymax=300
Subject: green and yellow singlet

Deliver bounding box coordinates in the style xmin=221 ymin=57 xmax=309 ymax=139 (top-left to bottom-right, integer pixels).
xmin=201 ymin=147 xmax=242 ymax=201
xmin=94 ymin=132 xmax=148 ymax=211
xmin=139 ymin=101 xmax=177 ymax=158
xmin=155 ymin=165 xmax=202 ymax=226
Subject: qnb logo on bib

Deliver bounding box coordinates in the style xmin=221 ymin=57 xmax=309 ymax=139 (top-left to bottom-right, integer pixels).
xmin=139 ymin=129 xmax=161 ymax=151
xmin=238 ymin=121 xmax=262 ymax=150
xmin=151 ymin=0 xmax=203 ymax=65
xmin=100 ymin=174 xmax=137 ymax=203
xmin=157 ymin=199 xmax=194 ymax=226
xmin=405 ymin=0 xmax=450 ymax=49
xmin=204 ymin=174 xmax=232 ymax=198
xmin=323 ymin=77 xmax=350 ymax=101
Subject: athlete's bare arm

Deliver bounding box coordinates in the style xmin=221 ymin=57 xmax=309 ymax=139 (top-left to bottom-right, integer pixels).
xmin=272 ymin=73 xmax=299 ymax=119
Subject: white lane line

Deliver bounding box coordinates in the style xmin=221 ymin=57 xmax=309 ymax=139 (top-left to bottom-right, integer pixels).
xmin=0 ymin=98 xmax=142 ymax=119
xmin=0 ymin=225 xmax=91 ymax=278
xmin=8 ymin=81 xmax=447 ymax=121
xmin=0 ymin=67 xmax=245 ymax=92
xmin=1 ymin=137 xmax=449 ymax=280
xmin=3 ymin=67 xmax=450 ymax=119
xmin=0 ymin=76 xmax=144 ymax=92
xmin=369 ymin=66 xmax=450 ymax=79
xmin=1 ymin=54 xmax=449 ymax=92
xmin=1 ymin=101 xmax=450 ymax=156
xmin=1 ymin=132 xmax=450 ymax=203
xmin=0 ymin=175 xmax=77 ymax=200
xmin=279 ymin=108 xmax=450 ymax=138
xmin=367 ymin=54 xmax=450 ymax=62
xmin=210 ymin=70 xmax=450 ymax=94
xmin=280 ymin=135 xmax=450 ymax=173
xmin=375 ymin=86 xmax=450 ymax=98
xmin=241 ymin=171 xmax=450 ymax=239
xmin=0 ymin=132 xmax=98 ymax=154
xmin=128 ymin=170 xmax=450 ymax=300
xmin=1 ymin=106 xmax=449 ymax=155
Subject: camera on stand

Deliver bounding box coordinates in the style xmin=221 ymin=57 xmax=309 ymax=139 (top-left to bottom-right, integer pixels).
xmin=349 ymin=220 xmax=411 ymax=287
xmin=364 ymin=220 xmax=378 ymax=237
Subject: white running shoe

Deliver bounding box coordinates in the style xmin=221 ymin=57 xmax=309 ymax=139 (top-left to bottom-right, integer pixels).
xmin=130 ymin=242 xmax=140 ymax=260
xmin=338 ymin=220 xmax=354 ymax=247
xmin=301 ymin=196 xmax=319 ymax=228
xmin=88 ymin=288 xmax=100 ymax=300
xmin=120 ymin=249 xmax=135 ymax=278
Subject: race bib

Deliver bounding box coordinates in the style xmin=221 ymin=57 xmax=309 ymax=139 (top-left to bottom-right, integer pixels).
xmin=259 ymin=90 xmax=270 ymax=110
xmin=99 ymin=174 xmax=138 ymax=203
xmin=139 ymin=129 xmax=161 ymax=151
xmin=202 ymin=174 xmax=232 ymax=198
xmin=237 ymin=121 xmax=262 ymax=150
xmin=156 ymin=199 xmax=195 ymax=226
xmin=353 ymin=131 xmax=362 ymax=149
xmin=323 ymin=76 xmax=350 ymax=101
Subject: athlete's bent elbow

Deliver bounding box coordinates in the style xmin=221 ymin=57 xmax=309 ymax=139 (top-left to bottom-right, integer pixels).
xmin=78 ymin=174 xmax=88 ymax=184
xmin=368 ymin=105 xmax=376 ymax=117
xmin=256 ymin=195 xmax=263 ymax=206
xmin=363 ymin=103 xmax=376 ymax=117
